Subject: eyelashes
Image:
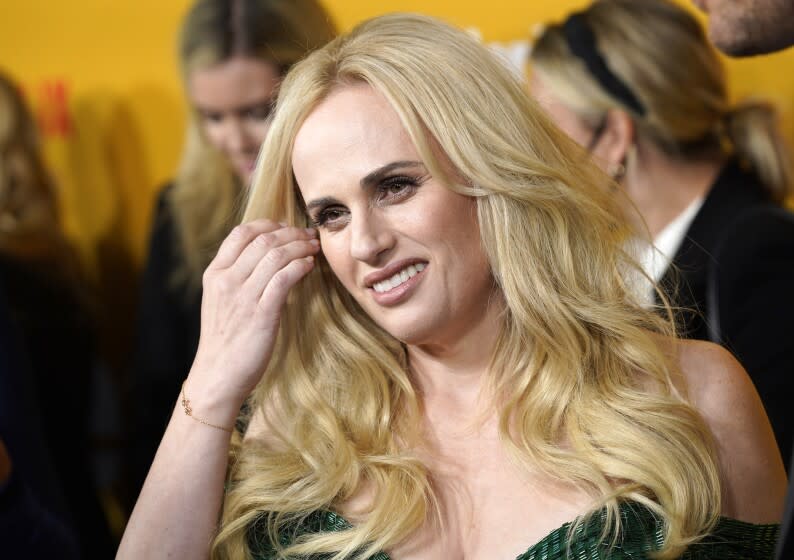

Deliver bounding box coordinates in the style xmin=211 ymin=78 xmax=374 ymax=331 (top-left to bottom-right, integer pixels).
xmin=244 ymin=102 xmax=275 ymax=121
xmin=310 ymin=207 xmax=345 ymax=228
xmin=309 ymin=175 xmax=425 ymax=229
xmin=198 ymin=101 xmax=274 ymax=123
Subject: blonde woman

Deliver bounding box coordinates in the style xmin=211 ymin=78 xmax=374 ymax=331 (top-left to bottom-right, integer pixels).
xmin=129 ymin=0 xmax=335 ymax=502
xmin=529 ymin=0 xmax=794 ymax=468
xmin=119 ymin=14 xmax=786 ymax=560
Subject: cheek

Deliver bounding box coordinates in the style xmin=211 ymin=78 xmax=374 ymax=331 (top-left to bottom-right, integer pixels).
xmin=532 ymin=94 xmax=593 ymax=148
xmin=318 ymin=235 xmax=356 ymax=289
xmin=453 ymin=230 xmax=490 ymax=282
xmin=201 ymin=121 xmax=227 ymax=152
xmin=245 ymin=121 xmax=271 ymax=146
xmin=431 ymin=197 xmax=488 ymax=269
xmin=547 ymin=109 xmax=593 ymax=148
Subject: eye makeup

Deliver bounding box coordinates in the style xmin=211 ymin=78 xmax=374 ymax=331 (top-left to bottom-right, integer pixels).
xmin=195 ymin=99 xmax=274 ymax=123
xmin=307 ymin=171 xmax=428 ymax=230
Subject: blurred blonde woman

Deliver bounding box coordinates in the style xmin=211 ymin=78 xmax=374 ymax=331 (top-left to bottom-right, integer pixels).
xmin=0 ymin=71 xmax=114 ymax=557
xmin=530 ymin=0 xmax=794 ymax=468
xmin=129 ymin=0 xmax=335 ymax=504
xmin=119 ymin=14 xmax=785 ymax=560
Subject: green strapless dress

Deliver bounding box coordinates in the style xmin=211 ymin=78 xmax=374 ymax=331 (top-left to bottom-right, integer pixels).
xmin=249 ymin=502 xmax=780 ymax=559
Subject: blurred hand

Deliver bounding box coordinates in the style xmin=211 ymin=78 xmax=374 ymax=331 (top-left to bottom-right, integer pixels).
xmin=187 ymin=220 xmax=319 ymax=411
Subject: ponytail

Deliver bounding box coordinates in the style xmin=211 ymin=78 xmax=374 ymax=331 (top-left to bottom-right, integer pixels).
xmin=725 ymin=100 xmax=793 ymax=203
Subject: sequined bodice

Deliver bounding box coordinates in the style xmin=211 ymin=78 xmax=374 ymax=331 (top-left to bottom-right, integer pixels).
xmin=249 ymin=501 xmax=780 ymax=559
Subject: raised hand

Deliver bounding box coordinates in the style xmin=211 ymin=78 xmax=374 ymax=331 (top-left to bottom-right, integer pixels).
xmin=118 ymin=220 xmax=318 ymax=559
xmin=185 ymin=219 xmax=320 ymax=421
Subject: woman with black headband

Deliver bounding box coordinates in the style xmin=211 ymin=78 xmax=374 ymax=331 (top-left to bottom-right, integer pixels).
xmin=530 ymin=0 xmax=794 ymax=469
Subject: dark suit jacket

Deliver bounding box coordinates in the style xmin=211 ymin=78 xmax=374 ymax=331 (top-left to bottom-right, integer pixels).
xmin=658 ymin=160 xmax=794 ymax=466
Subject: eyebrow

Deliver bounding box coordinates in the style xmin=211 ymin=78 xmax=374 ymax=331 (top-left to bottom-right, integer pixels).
xmin=304 ymin=160 xmax=425 ymax=213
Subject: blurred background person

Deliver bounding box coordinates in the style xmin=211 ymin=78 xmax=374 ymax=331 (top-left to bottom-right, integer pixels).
xmin=1 ymin=277 xmax=79 ymax=558
xmin=529 ymin=0 xmax=794 ymax=467
xmin=0 ymin=71 xmax=114 ymax=557
xmin=127 ymin=0 xmax=336 ymax=508
xmin=689 ymin=1 xmax=794 ymax=557
xmin=0 ymin=436 xmax=79 ymax=559
xmin=693 ymin=0 xmax=794 ymax=56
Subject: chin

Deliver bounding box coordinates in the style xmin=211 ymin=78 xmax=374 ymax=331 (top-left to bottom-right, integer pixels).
xmin=372 ymin=312 xmax=443 ymax=347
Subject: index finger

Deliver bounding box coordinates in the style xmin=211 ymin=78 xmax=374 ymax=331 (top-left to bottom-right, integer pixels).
xmin=209 ymin=219 xmax=282 ymax=271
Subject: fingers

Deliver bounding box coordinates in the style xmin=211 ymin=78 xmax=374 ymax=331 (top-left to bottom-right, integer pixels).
xmin=243 ymin=237 xmax=320 ymax=295
xmin=257 ymin=256 xmax=316 ymax=317
xmin=209 ymin=220 xmax=282 ymax=271
xmin=191 ymin=221 xmax=319 ymax=406
xmin=204 ymin=221 xmax=320 ymax=310
xmin=232 ymin=227 xmax=318 ymax=281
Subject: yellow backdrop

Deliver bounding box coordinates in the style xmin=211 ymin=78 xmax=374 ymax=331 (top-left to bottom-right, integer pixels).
xmin=2 ymin=0 xmax=793 ymax=271
xmin=5 ymin=1 xmax=792 ymax=531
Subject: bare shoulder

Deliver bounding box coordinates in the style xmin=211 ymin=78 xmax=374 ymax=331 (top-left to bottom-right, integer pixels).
xmin=676 ymin=338 xmax=787 ymax=522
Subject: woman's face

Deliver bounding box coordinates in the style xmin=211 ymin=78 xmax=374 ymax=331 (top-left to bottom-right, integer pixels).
xmin=188 ymin=56 xmax=280 ymax=183
xmin=292 ymin=84 xmax=495 ymax=347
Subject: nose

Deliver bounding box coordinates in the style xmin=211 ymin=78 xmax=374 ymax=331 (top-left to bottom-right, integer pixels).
xmin=349 ymin=210 xmax=394 ymax=265
xmin=221 ymin=117 xmax=248 ymax=154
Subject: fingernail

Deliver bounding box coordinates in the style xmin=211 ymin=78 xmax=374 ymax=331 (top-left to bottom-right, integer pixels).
xmin=306 ymin=255 xmax=315 ymax=263
xmin=279 ymin=221 xmax=288 ymax=227
xmin=305 ymin=227 xmax=317 ymax=236
xmin=309 ymin=239 xmax=320 ymax=246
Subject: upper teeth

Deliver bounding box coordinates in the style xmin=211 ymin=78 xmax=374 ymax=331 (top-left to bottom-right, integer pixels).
xmin=373 ymin=263 xmax=426 ymax=293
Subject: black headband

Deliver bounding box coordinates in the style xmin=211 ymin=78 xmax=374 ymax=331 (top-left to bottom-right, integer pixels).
xmin=562 ymin=13 xmax=646 ymax=116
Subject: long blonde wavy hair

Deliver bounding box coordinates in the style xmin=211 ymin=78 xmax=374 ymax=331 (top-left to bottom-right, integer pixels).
xmin=214 ymin=13 xmax=721 ymax=560
xmin=170 ymin=0 xmax=336 ymax=290
xmin=530 ymin=0 xmax=792 ymax=202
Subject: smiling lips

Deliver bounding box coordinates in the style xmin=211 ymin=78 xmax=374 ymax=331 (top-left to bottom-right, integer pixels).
xmin=364 ymin=260 xmax=429 ymax=306
xmin=373 ymin=262 xmax=426 ymax=293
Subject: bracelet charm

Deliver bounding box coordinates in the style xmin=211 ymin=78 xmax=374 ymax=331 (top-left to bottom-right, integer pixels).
xmin=180 ymin=381 xmax=233 ymax=433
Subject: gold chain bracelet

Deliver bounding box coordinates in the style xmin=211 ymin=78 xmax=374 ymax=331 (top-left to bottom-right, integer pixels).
xmin=180 ymin=381 xmax=233 ymax=433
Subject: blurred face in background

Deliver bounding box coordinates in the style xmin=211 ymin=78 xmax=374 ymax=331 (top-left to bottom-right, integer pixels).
xmin=188 ymin=56 xmax=280 ymax=183
xmin=528 ymin=73 xmax=622 ymax=175
xmin=693 ymin=0 xmax=794 ymax=55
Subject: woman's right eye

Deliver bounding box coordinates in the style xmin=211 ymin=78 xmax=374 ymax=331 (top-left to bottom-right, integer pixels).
xmin=244 ymin=103 xmax=274 ymax=121
xmin=200 ymin=111 xmax=223 ymax=123
xmin=311 ymin=207 xmax=349 ymax=230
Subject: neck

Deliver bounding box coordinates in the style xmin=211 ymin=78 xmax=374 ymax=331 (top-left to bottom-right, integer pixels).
xmin=623 ymin=142 xmax=724 ymax=238
xmin=406 ymin=293 xmax=505 ymax=419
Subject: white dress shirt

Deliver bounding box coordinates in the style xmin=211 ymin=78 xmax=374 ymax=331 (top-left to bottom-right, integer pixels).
xmin=635 ymin=196 xmax=705 ymax=306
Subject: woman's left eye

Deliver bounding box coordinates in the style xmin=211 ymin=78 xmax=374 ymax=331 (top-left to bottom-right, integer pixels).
xmin=376 ymin=176 xmax=420 ymax=202
xmin=244 ymin=103 xmax=273 ymax=121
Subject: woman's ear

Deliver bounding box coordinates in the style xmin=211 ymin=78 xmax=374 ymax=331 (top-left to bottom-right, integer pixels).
xmin=591 ymin=109 xmax=634 ymax=179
